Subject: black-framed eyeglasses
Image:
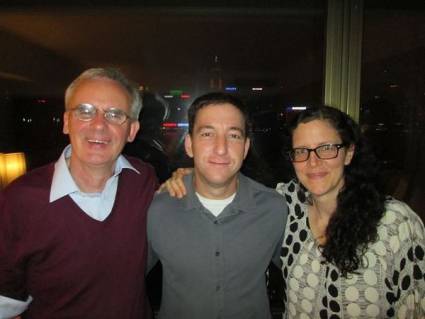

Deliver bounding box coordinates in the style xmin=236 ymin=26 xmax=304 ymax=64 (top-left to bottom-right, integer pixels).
xmin=288 ymin=143 xmax=346 ymax=162
xmin=69 ymin=103 xmax=131 ymax=125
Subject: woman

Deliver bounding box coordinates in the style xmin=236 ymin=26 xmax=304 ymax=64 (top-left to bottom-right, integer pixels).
xmin=162 ymin=106 xmax=425 ymax=318
xmin=277 ymin=106 xmax=425 ymax=318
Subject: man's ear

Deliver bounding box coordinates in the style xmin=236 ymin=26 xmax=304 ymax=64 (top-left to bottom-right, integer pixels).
xmin=63 ymin=112 xmax=70 ymax=135
xmin=184 ymin=134 xmax=194 ymax=158
xmin=243 ymin=137 xmax=250 ymax=159
xmin=127 ymin=121 xmax=140 ymax=142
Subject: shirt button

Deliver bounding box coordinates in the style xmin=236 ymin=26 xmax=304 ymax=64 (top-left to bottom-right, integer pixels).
xmin=216 ymin=285 xmax=221 ymax=291
xmin=215 ymin=251 xmax=220 ymax=256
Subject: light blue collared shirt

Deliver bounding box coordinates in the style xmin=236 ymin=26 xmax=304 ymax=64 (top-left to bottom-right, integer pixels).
xmin=50 ymin=144 xmax=139 ymax=221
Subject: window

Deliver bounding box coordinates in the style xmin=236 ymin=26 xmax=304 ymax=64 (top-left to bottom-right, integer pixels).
xmin=0 ymin=2 xmax=325 ymax=185
xmin=361 ymin=2 xmax=425 ymax=219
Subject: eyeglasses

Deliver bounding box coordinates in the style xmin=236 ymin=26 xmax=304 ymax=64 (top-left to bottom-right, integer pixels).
xmin=288 ymin=143 xmax=346 ymax=162
xmin=69 ymin=103 xmax=131 ymax=125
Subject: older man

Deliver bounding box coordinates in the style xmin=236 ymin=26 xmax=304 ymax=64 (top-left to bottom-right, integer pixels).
xmin=0 ymin=68 xmax=157 ymax=319
xmin=148 ymin=93 xmax=287 ymax=319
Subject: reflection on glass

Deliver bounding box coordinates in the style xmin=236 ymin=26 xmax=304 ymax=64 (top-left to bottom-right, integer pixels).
xmin=361 ymin=3 xmax=425 ymax=219
xmin=0 ymin=3 xmax=325 ymax=187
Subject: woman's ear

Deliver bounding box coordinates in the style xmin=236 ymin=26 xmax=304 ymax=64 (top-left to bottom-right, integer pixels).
xmin=344 ymin=144 xmax=355 ymax=165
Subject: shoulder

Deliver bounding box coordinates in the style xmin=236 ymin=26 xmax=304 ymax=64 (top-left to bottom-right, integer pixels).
xmin=240 ymin=175 xmax=287 ymax=228
xmin=384 ymin=198 xmax=424 ymax=224
xmin=150 ymin=190 xmax=180 ymax=208
xmin=242 ymin=175 xmax=288 ymax=216
xmin=148 ymin=190 xmax=185 ymax=219
xmin=125 ymin=155 xmax=156 ymax=177
xmin=147 ymin=191 xmax=187 ymax=233
xmin=242 ymin=174 xmax=283 ymax=201
xmin=276 ymin=179 xmax=298 ymax=196
xmin=382 ymin=199 xmax=423 ymax=225
xmin=1 ymin=163 xmax=54 ymax=220
xmin=3 ymin=163 xmax=54 ymax=198
xmin=123 ymin=155 xmax=158 ymax=188
xmin=378 ymin=198 xmax=424 ymax=244
xmin=276 ymin=179 xmax=307 ymax=208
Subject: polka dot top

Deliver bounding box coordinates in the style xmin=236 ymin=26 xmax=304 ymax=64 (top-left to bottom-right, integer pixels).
xmin=276 ymin=180 xmax=425 ymax=319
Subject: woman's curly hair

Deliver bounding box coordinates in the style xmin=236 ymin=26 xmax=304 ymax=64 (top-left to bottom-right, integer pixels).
xmin=289 ymin=106 xmax=386 ymax=277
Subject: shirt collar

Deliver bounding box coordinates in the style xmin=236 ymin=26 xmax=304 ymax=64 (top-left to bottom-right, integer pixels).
xmin=49 ymin=144 xmax=140 ymax=202
xmin=183 ymin=172 xmax=256 ymax=214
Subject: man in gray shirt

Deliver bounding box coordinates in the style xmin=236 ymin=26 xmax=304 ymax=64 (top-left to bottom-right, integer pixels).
xmin=147 ymin=92 xmax=287 ymax=319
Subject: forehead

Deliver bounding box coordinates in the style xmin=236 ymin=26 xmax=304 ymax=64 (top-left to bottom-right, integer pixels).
xmin=293 ymin=119 xmax=340 ymax=144
xmin=194 ymin=103 xmax=245 ymax=127
xmin=69 ymin=78 xmax=130 ymax=109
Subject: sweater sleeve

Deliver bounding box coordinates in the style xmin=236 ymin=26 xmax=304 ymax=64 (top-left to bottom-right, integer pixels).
xmin=0 ymin=191 xmax=29 ymax=300
xmin=0 ymin=191 xmax=32 ymax=317
xmin=385 ymin=200 xmax=425 ymax=318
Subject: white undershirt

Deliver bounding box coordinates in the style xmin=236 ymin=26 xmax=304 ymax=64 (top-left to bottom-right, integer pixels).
xmin=195 ymin=192 xmax=236 ymax=217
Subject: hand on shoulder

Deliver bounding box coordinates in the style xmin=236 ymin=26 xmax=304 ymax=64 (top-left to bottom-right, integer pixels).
xmin=156 ymin=168 xmax=193 ymax=198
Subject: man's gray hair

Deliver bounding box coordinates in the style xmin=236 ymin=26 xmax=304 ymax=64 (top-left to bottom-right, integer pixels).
xmin=64 ymin=67 xmax=142 ymax=120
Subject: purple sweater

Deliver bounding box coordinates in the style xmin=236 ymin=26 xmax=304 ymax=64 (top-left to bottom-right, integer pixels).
xmin=0 ymin=157 xmax=157 ymax=319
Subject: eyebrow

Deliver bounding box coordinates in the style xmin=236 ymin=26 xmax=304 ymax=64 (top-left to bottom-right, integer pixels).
xmin=293 ymin=141 xmax=341 ymax=148
xmin=228 ymin=126 xmax=245 ymax=136
xmin=195 ymin=125 xmax=245 ymax=136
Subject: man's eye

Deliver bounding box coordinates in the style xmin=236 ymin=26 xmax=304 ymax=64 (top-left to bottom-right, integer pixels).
xmin=229 ymin=133 xmax=242 ymax=140
xmin=77 ymin=108 xmax=94 ymax=116
xmin=108 ymin=111 xmax=121 ymax=118
xmin=200 ymin=132 xmax=213 ymax=137
xmin=78 ymin=107 xmax=92 ymax=114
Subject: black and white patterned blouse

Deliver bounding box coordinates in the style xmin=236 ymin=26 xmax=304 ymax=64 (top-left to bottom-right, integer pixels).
xmin=276 ymin=180 xmax=425 ymax=319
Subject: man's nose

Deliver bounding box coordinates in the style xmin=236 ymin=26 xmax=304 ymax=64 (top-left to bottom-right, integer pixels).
xmin=90 ymin=111 xmax=108 ymax=128
xmin=214 ymin=135 xmax=228 ymax=155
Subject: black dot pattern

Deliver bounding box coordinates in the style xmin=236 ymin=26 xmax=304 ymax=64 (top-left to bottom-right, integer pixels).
xmin=401 ymin=275 xmax=411 ymax=290
xmin=413 ymin=264 xmax=422 ymax=280
xmin=285 ymin=194 xmax=292 ymax=204
xmin=400 ymin=258 xmax=406 ymax=271
xmin=293 ymin=242 xmax=301 ymax=254
xmin=299 ymin=229 xmax=308 ymax=242
xmin=275 ymin=181 xmax=425 ymax=318
xmin=328 ymin=284 xmax=338 ymax=298
xmin=387 ymin=308 xmax=395 ymax=317
xmin=415 ymin=245 xmax=424 ymax=260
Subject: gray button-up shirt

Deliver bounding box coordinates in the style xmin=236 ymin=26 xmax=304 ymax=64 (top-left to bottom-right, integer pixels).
xmin=147 ymin=173 xmax=287 ymax=319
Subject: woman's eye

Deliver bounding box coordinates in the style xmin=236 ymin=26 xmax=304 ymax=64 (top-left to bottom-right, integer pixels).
xmin=294 ymin=148 xmax=307 ymax=155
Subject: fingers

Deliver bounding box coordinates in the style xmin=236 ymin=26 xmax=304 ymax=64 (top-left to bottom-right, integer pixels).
xmin=156 ymin=181 xmax=176 ymax=197
xmin=156 ymin=176 xmax=185 ymax=198
xmin=181 ymin=167 xmax=193 ymax=176
xmin=156 ymin=167 xmax=193 ymax=198
xmin=168 ymin=177 xmax=186 ymax=198
xmin=156 ymin=184 xmax=165 ymax=194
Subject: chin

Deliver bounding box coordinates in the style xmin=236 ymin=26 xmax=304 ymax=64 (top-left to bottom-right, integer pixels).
xmin=310 ymin=190 xmax=330 ymax=198
xmin=207 ymin=177 xmax=231 ymax=186
xmin=205 ymin=174 xmax=236 ymax=186
xmin=84 ymin=155 xmax=114 ymax=166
